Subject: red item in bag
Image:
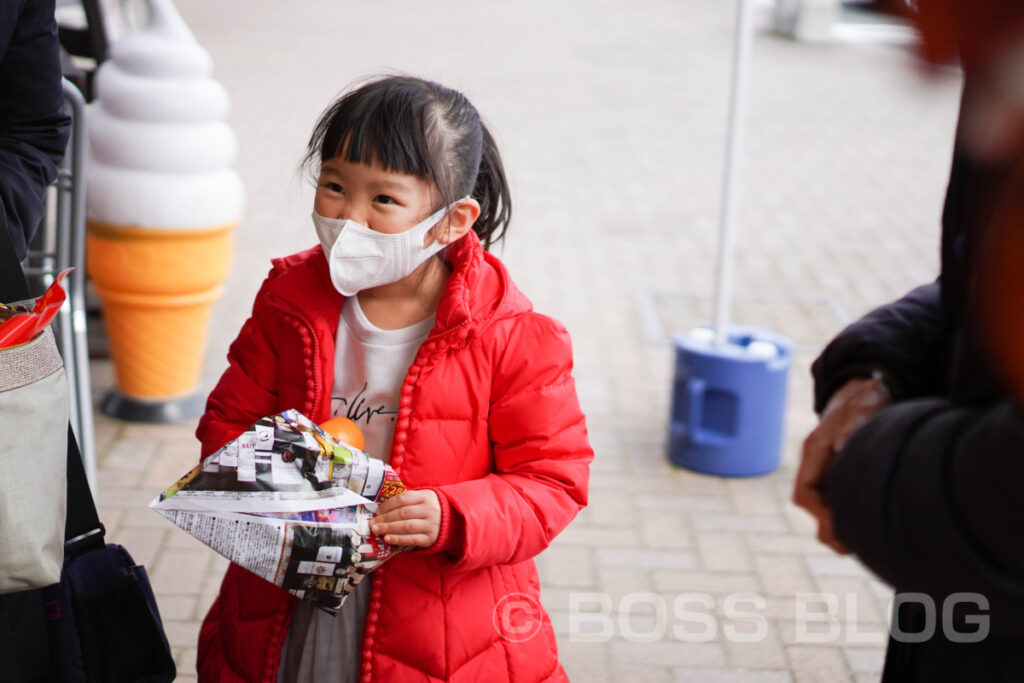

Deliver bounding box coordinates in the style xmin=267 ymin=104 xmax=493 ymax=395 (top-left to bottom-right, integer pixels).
xmin=0 ymin=268 xmax=72 ymax=349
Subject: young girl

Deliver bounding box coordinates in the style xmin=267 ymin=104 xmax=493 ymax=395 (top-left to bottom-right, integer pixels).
xmin=195 ymin=75 xmax=593 ymax=682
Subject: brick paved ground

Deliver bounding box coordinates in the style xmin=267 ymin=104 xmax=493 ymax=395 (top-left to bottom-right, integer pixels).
xmin=85 ymin=1 xmax=963 ymax=680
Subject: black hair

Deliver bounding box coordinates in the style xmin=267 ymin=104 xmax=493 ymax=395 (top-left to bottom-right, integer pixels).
xmin=303 ymin=75 xmax=511 ymax=249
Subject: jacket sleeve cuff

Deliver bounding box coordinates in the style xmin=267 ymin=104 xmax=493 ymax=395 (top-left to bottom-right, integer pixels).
xmin=420 ymin=487 xmax=465 ymax=558
xmin=813 ymin=361 xmax=876 ymax=414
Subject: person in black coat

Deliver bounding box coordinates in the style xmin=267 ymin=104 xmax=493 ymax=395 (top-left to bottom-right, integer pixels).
xmin=0 ymin=0 xmax=71 ymax=262
xmin=0 ymin=0 xmax=71 ymax=680
xmin=795 ymin=77 xmax=1024 ymax=681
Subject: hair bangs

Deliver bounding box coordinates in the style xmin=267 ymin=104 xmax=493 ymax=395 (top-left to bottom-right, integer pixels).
xmin=315 ymin=84 xmax=435 ymax=183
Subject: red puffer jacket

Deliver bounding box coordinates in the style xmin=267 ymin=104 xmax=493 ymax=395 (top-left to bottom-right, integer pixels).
xmin=195 ymin=231 xmax=593 ymax=682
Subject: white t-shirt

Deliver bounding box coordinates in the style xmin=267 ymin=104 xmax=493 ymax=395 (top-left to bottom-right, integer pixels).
xmin=330 ymin=295 xmax=435 ymax=461
xmin=278 ymin=296 xmax=434 ymax=683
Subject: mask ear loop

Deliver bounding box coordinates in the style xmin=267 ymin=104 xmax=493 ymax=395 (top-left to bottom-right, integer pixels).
xmin=426 ymin=196 xmax=473 ymax=246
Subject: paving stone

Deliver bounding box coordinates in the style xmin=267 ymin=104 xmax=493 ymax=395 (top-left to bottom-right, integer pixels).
xmin=163 ymin=618 xmax=203 ymax=653
xmin=142 ymin=445 xmax=203 ymax=489
xmin=594 ymin=566 xmax=658 ymax=611
xmin=697 ymin=532 xmax=754 ymax=572
xmin=117 ymin=504 xmax=170 ymax=529
xmin=728 ymin=478 xmax=783 ymax=516
xmin=99 ymin=486 xmax=164 ymax=510
xmin=105 ymin=525 xmax=167 ymax=567
xmin=556 ymin=639 xmax=611 ymax=683
xmin=746 ymin=534 xmax=832 ymax=556
xmin=675 ymin=470 xmax=731 ymax=498
xmin=590 ymin=450 xmax=629 ymax=474
xmin=558 ymin=524 xmax=637 ymax=547
xmin=806 ymin=556 xmax=871 ymax=580
xmin=596 ymin=548 xmax=697 ymax=571
xmin=842 ymin=647 xmax=886 ymax=675
xmin=755 ymin=555 xmax=816 ymax=597
xmin=100 ymin=438 xmax=159 ymax=472
xmin=692 ymin=513 xmax=789 ymax=535
xmin=91 ymin=411 xmax=122 ymax=458
xmin=591 ymin=472 xmax=686 ymax=495
xmin=674 ymin=668 xmax=793 ymax=683
xmin=612 ymin=640 xmax=726 ymax=668
xmin=636 ymin=494 xmax=733 ymax=514
xmin=811 ymin=578 xmax=889 ymax=633
xmin=726 ymin=632 xmax=789 ymax=670
xmin=95 ymin=506 xmax=124 ymax=533
xmin=778 ymin=603 xmax=887 ymax=649
xmin=638 ymin=507 xmax=695 ymax=549
xmin=97 ymin=465 xmax=144 ymax=489
xmin=761 ymin=596 xmax=804 ymax=621
xmin=113 ymin=429 xmax=199 ymax=462
xmin=612 ymin=661 xmax=675 ymax=683
xmin=538 ymin=545 xmax=598 ymax=588
xmin=175 ymin=647 xmax=199 ymax=676
xmin=578 ymin=488 xmax=641 ymax=527
xmin=782 ymin=501 xmax=819 ymax=535
xmin=787 ymin=646 xmax=852 ymax=682
xmin=151 ymin=549 xmax=217 ymax=595
xmin=159 ymin=595 xmax=200 ymax=622
xmin=652 ymin=570 xmax=761 ymax=597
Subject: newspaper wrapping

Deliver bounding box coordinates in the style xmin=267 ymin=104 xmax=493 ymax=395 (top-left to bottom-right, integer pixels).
xmin=150 ymin=409 xmax=406 ymax=613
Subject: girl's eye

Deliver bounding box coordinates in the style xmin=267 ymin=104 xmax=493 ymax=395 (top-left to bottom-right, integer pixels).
xmin=324 ymin=182 xmax=343 ymax=193
xmin=374 ymin=195 xmax=397 ymax=205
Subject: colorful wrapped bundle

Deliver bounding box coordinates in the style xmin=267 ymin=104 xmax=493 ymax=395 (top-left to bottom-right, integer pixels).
xmin=150 ymin=409 xmax=406 ymax=613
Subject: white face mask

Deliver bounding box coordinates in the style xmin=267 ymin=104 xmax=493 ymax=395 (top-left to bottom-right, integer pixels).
xmin=312 ymin=203 xmax=457 ymax=296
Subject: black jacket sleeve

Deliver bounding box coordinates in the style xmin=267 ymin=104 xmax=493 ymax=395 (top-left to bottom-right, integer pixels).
xmin=823 ymin=397 xmax=1024 ymax=637
xmin=0 ymin=0 xmax=72 ymax=262
xmin=811 ymin=282 xmax=948 ymax=413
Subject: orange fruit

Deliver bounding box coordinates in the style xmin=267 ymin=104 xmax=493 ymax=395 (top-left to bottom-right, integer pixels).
xmin=319 ymin=416 xmax=366 ymax=451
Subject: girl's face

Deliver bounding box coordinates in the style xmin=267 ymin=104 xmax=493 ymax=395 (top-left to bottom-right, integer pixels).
xmin=314 ymin=156 xmax=436 ymax=235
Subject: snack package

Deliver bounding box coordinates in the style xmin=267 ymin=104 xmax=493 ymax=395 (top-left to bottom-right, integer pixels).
xmin=0 ymin=268 xmax=72 ymax=349
xmin=151 ymin=409 xmax=406 ymax=613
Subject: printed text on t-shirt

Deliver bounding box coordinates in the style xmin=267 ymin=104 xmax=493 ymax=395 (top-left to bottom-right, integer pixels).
xmin=333 ymin=382 xmax=397 ymax=426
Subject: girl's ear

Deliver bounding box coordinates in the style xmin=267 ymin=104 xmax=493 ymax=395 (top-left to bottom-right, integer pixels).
xmin=437 ymin=198 xmax=481 ymax=244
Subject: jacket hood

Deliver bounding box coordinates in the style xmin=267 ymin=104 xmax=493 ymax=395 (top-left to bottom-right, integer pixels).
xmin=267 ymin=230 xmax=532 ymax=347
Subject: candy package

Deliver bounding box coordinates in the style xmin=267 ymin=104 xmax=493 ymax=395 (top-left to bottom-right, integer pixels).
xmin=151 ymin=409 xmax=406 ymax=613
xmin=0 ymin=268 xmax=72 ymax=349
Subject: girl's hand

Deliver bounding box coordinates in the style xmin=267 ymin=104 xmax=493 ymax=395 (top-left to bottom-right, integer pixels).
xmin=370 ymin=489 xmax=441 ymax=548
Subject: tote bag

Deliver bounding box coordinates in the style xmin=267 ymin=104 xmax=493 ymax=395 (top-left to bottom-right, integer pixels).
xmin=0 ymin=324 xmax=69 ymax=593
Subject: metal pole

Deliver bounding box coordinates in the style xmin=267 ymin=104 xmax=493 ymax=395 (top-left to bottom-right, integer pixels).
xmin=62 ymin=79 xmax=99 ymax=501
xmin=713 ymin=0 xmax=756 ymax=347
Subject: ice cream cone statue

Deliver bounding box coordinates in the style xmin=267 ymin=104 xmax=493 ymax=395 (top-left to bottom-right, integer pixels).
xmin=86 ymin=0 xmax=243 ymax=421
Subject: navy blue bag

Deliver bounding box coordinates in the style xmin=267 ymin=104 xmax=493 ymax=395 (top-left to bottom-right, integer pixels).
xmin=41 ymin=427 xmax=176 ymax=682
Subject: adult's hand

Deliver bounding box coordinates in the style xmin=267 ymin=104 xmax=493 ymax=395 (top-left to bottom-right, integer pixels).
xmin=794 ymin=373 xmax=893 ymax=554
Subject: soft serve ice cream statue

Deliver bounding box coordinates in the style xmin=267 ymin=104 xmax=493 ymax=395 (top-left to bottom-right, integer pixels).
xmin=86 ymin=0 xmax=244 ymax=422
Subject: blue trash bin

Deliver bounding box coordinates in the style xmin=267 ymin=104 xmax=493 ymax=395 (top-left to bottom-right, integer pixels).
xmin=668 ymin=326 xmax=792 ymax=477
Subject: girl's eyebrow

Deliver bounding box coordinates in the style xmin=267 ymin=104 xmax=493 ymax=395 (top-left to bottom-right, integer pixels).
xmin=371 ymin=179 xmax=413 ymax=193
